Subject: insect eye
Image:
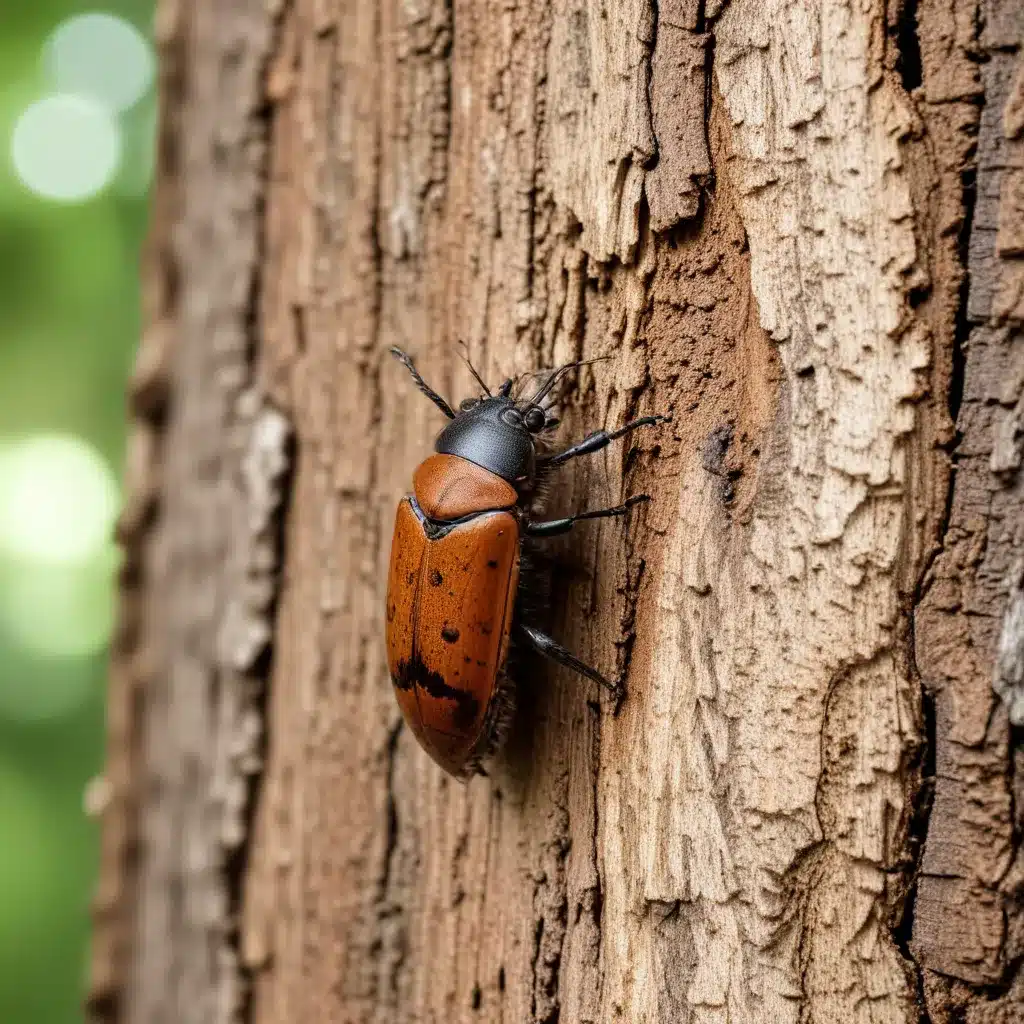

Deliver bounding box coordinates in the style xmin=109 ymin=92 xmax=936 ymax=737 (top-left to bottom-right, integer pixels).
xmin=523 ymin=406 xmax=546 ymax=432
xmin=459 ymin=397 xmax=480 ymax=412
xmin=500 ymin=407 xmax=523 ymax=428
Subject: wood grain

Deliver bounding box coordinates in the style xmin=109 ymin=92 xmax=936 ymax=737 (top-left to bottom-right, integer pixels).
xmin=911 ymin=0 xmax=1024 ymax=1018
xmin=90 ymin=0 xmax=1023 ymax=1022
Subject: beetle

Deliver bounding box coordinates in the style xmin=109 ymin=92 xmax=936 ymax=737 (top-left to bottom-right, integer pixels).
xmin=385 ymin=345 xmax=668 ymax=779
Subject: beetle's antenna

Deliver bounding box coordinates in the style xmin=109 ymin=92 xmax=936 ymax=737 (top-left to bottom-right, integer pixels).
xmin=457 ymin=341 xmax=492 ymax=397
xmin=526 ymin=356 xmax=610 ymax=407
xmin=512 ymin=356 xmax=607 ymax=402
xmin=511 ymin=373 xmax=533 ymax=401
xmin=389 ymin=347 xmax=457 ymax=419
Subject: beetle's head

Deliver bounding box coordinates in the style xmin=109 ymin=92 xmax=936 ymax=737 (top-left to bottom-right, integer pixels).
xmin=434 ymin=384 xmax=550 ymax=484
xmin=388 ymin=347 xmax=600 ymax=484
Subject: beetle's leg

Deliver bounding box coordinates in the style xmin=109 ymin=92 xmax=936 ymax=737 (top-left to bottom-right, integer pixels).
xmin=389 ymin=346 xmax=457 ymax=419
xmin=539 ymin=414 xmax=669 ymax=468
xmin=517 ymin=624 xmax=622 ymax=697
xmin=525 ymin=495 xmax=649 ymax=537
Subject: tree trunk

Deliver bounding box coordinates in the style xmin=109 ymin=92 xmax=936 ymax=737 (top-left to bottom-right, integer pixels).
xmin=87 ymin=0 xmax=1024 ymax=1022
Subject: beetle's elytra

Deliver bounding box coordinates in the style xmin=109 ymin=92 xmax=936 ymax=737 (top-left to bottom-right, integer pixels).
xmin=385 ymin=346 xmax=668 ymax=779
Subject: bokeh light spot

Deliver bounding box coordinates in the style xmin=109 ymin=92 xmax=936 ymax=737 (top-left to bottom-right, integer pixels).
xmin=0 ymin=434 xmax=120 ymax=566
xmin=11 ymin=94 xmax=121 ymax=202
xmin=0 ymin=557 xmax=116 ymax=668
xmin=115 ymin=94 xmax=157 ymax=197
xmin=45 ymin=13 xmax=155 ymax=113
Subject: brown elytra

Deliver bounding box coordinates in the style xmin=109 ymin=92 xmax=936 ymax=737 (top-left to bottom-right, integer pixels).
xmin=385 ymin=496 xmax=520 ymax=776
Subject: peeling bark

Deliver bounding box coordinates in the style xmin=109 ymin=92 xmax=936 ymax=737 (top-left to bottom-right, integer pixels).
xmin=90 ymin=1 xmax=1023 ymax=1023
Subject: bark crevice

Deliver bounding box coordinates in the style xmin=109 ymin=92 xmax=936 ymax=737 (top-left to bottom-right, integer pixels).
xmin=906 ymin=0 xmax=1024 ymax=1016
xmin=897 ymin=0 xmax=924 ymax=93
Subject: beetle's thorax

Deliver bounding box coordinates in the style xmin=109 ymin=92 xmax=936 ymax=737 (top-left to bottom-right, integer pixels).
xmin=412 ymin=453 xmax=518 ymax=521
xmin=434 ymin=397 xmax=535 ymax=484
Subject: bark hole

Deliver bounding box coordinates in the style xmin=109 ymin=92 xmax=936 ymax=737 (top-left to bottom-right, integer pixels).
xmin=896 ymin=0 xmax=924 ymax=93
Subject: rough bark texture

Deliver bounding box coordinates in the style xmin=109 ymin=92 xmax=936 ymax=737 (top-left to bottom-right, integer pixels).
xmin=88 ymin=1 xmax=1023 ymax=1023
xmin=911 ymin=2 xmax=1024 ymax=1020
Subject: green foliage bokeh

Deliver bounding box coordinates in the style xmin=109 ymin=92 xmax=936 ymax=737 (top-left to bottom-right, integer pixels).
xmin=0 ymin=1 xmax=153 ymax=1020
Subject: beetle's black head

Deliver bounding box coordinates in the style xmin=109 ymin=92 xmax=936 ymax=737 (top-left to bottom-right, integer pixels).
xmin=435 ymin=393 xmax=547 ymax=483
xmin=390 ymin=346 xmax=594 ymax=485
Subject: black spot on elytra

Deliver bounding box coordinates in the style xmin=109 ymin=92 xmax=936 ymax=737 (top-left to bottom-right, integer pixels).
xmin=486 ymin=559 xmax=498 ymax=568
xmin=441 ymin=626 xmax=460 ymax=643
xmin=429 ymin=568 xmax=443 ymax=587
xmin=386 ymin=603 xmax=396 ymax=623
xmin=393 ymin=652 xmax=481 ymax=730
xmin=391 ymin=667 xmax=413 ymax=692
xmin=406 ymin=571 xmax=416 ymax=585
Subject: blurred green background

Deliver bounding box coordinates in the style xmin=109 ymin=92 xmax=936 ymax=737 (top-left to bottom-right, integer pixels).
xmin=0 ymin=1 xmax=154 ymax=1020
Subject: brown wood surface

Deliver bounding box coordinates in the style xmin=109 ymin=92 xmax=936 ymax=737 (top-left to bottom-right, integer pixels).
xmin=88 ymin=0 xmax=1023 ymax=1022
xmin=910 ymin=1 xmax=1024 ymax=1018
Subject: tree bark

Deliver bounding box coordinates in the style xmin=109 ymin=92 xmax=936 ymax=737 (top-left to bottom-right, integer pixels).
xmin=87 ymin=1 xmax=1023 ymax=1022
